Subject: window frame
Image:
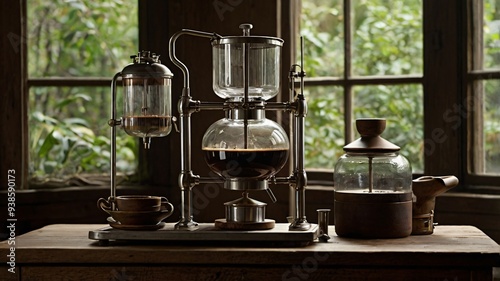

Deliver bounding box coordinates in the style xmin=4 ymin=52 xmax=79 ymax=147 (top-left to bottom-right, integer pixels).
xmin=295 ymin=0 xmax=425 ymax=186
xmin=460 ymin=0 xmax=500 ymax=190
xmin=24 ymin=0 xmax=139 ymax=188
xmin=1 ymin=0 xmax=29 ymax=190
xmin=2 ymin=0 xmax=500 ymax=192
xmin=303 ymin=0 xmax=498 ymax=191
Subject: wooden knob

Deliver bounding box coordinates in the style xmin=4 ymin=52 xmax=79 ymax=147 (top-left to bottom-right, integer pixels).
xmin=344 ymin=118 xmax=399 ymax=153
xmin=356 ymin=118 xmax=386 ymax=137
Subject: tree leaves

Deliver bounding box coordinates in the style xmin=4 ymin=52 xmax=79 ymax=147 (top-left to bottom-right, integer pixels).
xmin=301 ymin=0 xmax=424 ymax=172
xmin=27 ymin=0 xmax=139 ymax=181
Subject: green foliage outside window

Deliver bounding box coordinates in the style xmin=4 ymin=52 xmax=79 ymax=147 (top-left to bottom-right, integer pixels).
xmin=28 ymin=0 xmax=138 ymax=185
xmin=483 ymin=0 xmax=500 ymax=174
xmin=302 ymin=0 xmax=500 ymax=175
xmin=301 ymin=0 xmax=424 ymax=172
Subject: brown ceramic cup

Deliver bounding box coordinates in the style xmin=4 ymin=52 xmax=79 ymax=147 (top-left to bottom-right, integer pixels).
xmin=115 ymin=195 xmax=168 ymax=212
xmin=98 ymin=195 xmax=173 ymax=213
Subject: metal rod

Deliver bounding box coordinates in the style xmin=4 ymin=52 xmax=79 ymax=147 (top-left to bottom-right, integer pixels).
xmin=243 ymin=41 xmax=249 ymax=149
xmin=368 ymin=156 xmax=373 ymax=193
xmin=288 ymin=65 xmax=297 ymax=220
xmin=197 ymin=101 xmax=225 ymax=111
xmin=295 ymin=37 xmax=308 ymax=227
xmin=198 ymin=177 xmax=224 ymax=184
xmin=176 ymin=97 xmax=199 ymax=230
xmin=109 ymin=72 xmax=121 ymax=210
xmin=169 ymin=29 xmax=220 ymax=230
xmin=263 ymin=101 xmax=291 ymax=111
xmin=179 ymin=97 xmax=192 ymax=172
xmin=289 ymin=37 xmax=310 ymax=231
xmin=294 ymin=98 xmax=307 ymax=220
xmin=271 ymin=176 xmax=293 ymax=185
xmin=300 ymin=37 xmax=305 ymax=94
xmin=169 ymin=29 xmax=221 ymax=89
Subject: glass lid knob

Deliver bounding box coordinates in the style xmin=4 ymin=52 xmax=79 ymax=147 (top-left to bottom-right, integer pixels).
xmin=239 ymin=23 xmax=253 ymax=36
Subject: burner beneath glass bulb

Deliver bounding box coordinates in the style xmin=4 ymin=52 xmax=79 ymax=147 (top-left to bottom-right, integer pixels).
xmin=215 ymin=191 xmax=275 ymax=230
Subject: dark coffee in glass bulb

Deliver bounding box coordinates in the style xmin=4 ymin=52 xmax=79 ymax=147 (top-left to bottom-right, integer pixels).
xmin=123 ymin=116 xmax=172 ymax=138
xmin=203 ymin=148 xmax=289 ymax=179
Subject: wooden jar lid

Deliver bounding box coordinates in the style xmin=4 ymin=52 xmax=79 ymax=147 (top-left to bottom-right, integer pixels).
xmin=343 ymin=118 xmax=400 ymax=154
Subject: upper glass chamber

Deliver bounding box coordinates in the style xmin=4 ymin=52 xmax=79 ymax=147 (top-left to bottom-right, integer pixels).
xmin=212 ymin=24 xmax=283 ymax=101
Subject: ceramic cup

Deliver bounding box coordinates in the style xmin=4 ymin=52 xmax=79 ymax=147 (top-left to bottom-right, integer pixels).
xmin=98 ymin=195 xmax=173 ymax=212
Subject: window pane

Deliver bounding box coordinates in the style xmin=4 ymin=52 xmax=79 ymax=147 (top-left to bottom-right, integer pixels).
xmin=29 ymin=87 xmax=138 ymax=180
xmin=304 ymin=86 xmax=344 ymax=169
xmin=353 ymin=84 xmax=424 ymax=173
xmin=352 ymin=0 xmax=423 ymax=76
xmin=301 ymin=0 xmax=344 ymax=77
xmin=483 ymin=0 xmax=500 ymax=70
xmin=27 ymin=0 xmax=139 ymax=185
xmin=27 ymin=0 xmax=138 ymax=77
xmin=481 ymin=80 xmax=500 ymax=174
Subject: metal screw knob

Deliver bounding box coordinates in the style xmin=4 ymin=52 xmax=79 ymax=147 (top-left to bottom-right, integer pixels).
xmin=239 ymin=23 xmax=253 ymax=36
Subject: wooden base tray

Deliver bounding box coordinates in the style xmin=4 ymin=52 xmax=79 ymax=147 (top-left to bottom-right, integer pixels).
xmin=89 ymin=223 xmax=318 ymax=246
xmin=214 ymin=218 xmax=276 ymax=230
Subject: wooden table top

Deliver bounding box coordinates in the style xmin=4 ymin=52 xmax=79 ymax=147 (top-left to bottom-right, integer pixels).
xmin=2 ymin=224 xmax=500 ymax=267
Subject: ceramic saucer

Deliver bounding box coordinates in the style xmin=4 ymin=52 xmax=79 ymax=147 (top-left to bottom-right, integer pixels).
xmin=107 ymin=217 xmax=165 ymax=231
xmin=105 ymin=209 xmax=173 ymax=225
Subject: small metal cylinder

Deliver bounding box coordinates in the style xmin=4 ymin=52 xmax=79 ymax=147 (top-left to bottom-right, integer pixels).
xmin=226 ymin=205 xmax=266 ymax=223
xmin=224 ymin=192 xmax=267 ymax=223
xmin=317 ymin=209 xmax=331 ymax=242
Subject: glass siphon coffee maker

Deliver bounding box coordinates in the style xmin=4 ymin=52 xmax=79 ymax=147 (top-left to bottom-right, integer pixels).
xmin=107 ymin=51 xmax=174 ymax=207
xmin=204 ymin=26 xmax=288 ymax=229
xmin=170 ymin=24 xmax=310 ymax=231
xmin=333 ymin=118 xmax=413 ymax=238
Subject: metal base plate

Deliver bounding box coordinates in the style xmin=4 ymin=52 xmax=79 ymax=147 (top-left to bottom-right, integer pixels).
xmin=89 ymin=223 xmax=318 ymax=246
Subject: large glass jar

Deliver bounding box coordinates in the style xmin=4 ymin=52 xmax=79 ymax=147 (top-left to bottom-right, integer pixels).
xmin=334 ymin=153 xmax=411 ymax=194
xmin=333 ymin=118 xmax=412 ymax=238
